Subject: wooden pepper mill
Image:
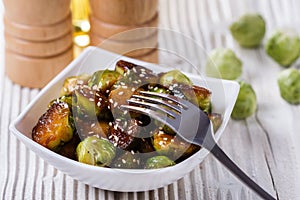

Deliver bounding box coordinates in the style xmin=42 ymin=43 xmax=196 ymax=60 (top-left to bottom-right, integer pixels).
xmin=89 ymin=0 xmax=159 ymax=63
xmin=3 ymin=0 xmax=73 ymax=88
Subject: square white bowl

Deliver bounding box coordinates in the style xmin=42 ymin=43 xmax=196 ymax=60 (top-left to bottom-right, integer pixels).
xmin=10 ymin=46 xmax=239 ymax=192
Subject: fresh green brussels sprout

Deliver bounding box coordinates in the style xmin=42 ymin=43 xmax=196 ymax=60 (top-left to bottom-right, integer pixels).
xmin=60 ymin=74 xmax=90 ymax=96
xmin=74 ymin=86 xmax=109 ymax=119
xmin=159 ymin=70 xmax=192 ymax=87
xmin=265 ymin=30 xmax=300 ymax=67
xmin=111 ymin=151 xmax=141 ymax=169
xmin=32 ymin=101 xmax=74 ymax=151
xmin=76 ymin=136 xmax=116 ymax=167
xmin=230 ymin=13 xmax=266 ymax=48
xmin=231 ymin=81 xmax=257 ymax=120
xmin=145 ymin=155 xmax=175 ymax=169
xmin=152 ymin=130 xmax=200 ymax=161
xmin=277 ymin=68 xmax=300 ymax=104
xmin=205 ymin=48 xmax=242 ymax=80
xmin=88 ymin=69 xmax=121 ymax=93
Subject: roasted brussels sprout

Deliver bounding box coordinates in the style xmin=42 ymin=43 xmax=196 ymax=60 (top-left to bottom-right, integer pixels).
xmin=74 ymin=86 xmax=109 ymax=119
xmin=181 ymin=85 xmax=212 ymax=113
xmin=231 ymin=81 xmax=257 ymax=120
xmin=230 ymin=13 xmax=266 ymax=48
xmin=57 ymin=132 xmax=81 ymax=160
xmin=88 ymin=69 xmax=121 ymax=94
xmin=208 ymin=113 xmax=223 ymax=132
xmin=76 ymin=136 xmax=116 ymax=167
xmin=75 ymin=119 xmax=110 ymax=139
xmin=32 ymin=101 xmax=74 ymax=151
xmin=145 ymin=155 xmax=175 ymax=169
xmin=60 ymin=74 xmax=90 ymax=96
xmin=111 ymin=151 xmax=141 ymax=169
xmin=277 ymin=68 xmax=300 ymax=104
xmin=205 ymin=48 xmax=242 ymax=80
xmin=152 ymin=130 xmax=200 ymax=161
xmin=159 ymin=70 xmax=192 ymax=87
xmin=108 ymin=120 xmax=141 ymax=150
xmin=49 ymin=95 xmax=73 ymax=109
xmin=115 ymin=60 xmax=136 ymax=75
xmin=265 ymin=30 xmax=300 ymax=67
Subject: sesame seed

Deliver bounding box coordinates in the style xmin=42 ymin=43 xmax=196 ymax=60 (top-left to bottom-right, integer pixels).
xmin=121 ymin=159 xmax=126 ymax=164
xmin=131 ymin=88 xmax=135 ymax=92
xmin=114 ymin=102 xmax=118 ymax=107
xmin=122 ymin=86 xmax=128 ymax=89
xmin=120 ymin=82 xmax=125 ymax=86
xmin=108 ymin=122 xmax=113 ymax=126
xmin=106 ymin=89 xmax=110 ymax=94
xmin=91 ymin=123 xmax=96 ymax=127
xmin=115 ymin=118 xmax=121 ymax=122
xmin=89 ymin=98 xmax=94 ymax=102
xmin=118 ymin=91 xmax=124 ymax=95
xmin=133 ymin=68 xmax=137 ymax=73
xmin=139 ymin=74 xmax=145 ymax=77
xmin=91 ymin=139 xmax=97 ymax=144
xmin=97 ymin=102 xmax=101 ymax=107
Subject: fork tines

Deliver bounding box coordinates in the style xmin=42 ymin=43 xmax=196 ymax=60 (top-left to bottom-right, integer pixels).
xmin=120 ymin=91 xmax=186 ymax=120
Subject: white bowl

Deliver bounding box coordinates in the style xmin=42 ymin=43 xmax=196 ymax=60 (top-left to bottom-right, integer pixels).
xmin=10 ymin=46 xmax=240 ymax=192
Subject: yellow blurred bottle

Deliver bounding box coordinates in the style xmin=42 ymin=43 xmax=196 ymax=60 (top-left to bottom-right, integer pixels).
xmin=71 ymin=0 xmax=90 ymax=49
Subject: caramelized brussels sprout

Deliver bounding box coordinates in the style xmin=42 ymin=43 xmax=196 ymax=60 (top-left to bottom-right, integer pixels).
xmin=108 ymin=120 xmax=141 ymax=150
xmin=159 ymin=70 xmax=192 ymax=87
xmin=74 ymin=86 xmax=109 ymax=119
xmin=208 ymin=113 xmax=223 ymax=132
xmin=111 ymin=151 xmax=141 ymax=169
xmin=57 ymin=132 xmax=81 ymax=160
xmin=88 ymin=69 xmax=121 ymax=93
xmin=32 ymin=101 xmax=74 ymax=151
xmin=152 ymin=130 xmax=200 ymax=161
xmin=76 ymin=136 xmax=116 ymax=167
xmin=49 ymin=95 xmax=73 ymax=109
xmin=75 ymin=119 xmax=110 ymax=139
xmin=181 ymin=85 xmax=212 ymax=113
xmin=60 ymin=74 xmax=90 ymax=96
xmin=115 ymin=60 xmax=137 ymax=75
xmin=145 ymin=155 xmax=175 ymax=169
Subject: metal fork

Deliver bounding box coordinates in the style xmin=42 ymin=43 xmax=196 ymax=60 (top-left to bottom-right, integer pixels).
xmin=121 ymin=91 xmax=276 ymax=200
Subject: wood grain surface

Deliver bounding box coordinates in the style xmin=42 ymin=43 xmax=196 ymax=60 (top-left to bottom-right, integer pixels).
xmin=1 ymin=0 xmax=300 ymax=199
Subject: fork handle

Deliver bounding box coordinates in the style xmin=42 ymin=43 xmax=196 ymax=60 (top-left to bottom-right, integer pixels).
xmin=210 ymin=144 xmax=276 ymax=200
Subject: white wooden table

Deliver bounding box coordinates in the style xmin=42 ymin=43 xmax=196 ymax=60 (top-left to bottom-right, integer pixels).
xmin=1 ymin=0 xmax=300 ymax=199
